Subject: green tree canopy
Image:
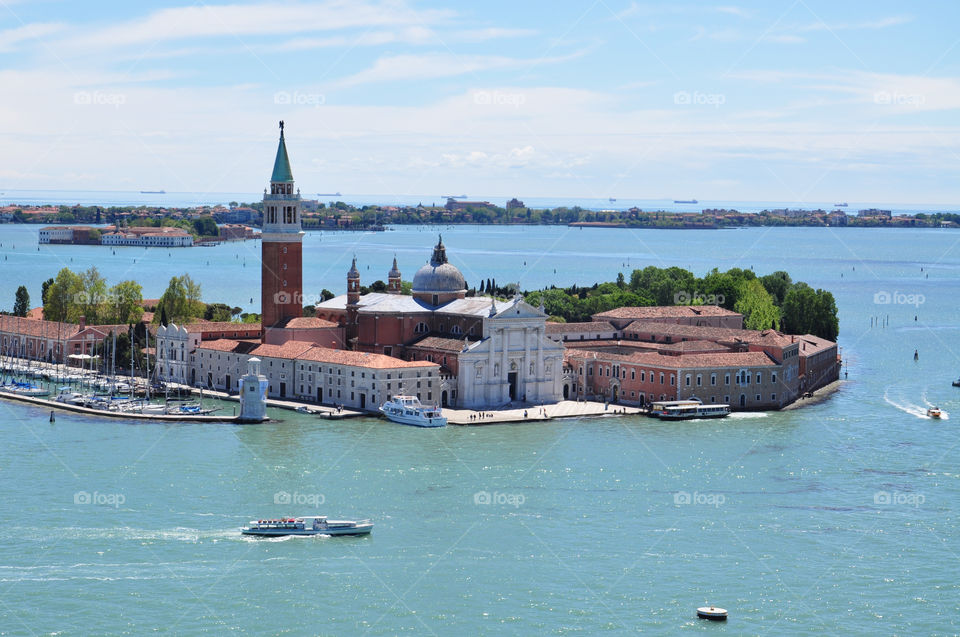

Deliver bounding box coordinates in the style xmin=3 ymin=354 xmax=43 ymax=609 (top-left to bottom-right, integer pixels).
xmin=734 ymin=279 xmax=780 ymax=331
xmin=156 ymin=274 xmax=204 ymax=324
xmin=13 ymin=286 xmax=29 ymax=317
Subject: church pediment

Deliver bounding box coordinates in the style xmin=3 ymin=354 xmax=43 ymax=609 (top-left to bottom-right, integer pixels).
xmin=489 ymin=298 xmax=545 ymax=320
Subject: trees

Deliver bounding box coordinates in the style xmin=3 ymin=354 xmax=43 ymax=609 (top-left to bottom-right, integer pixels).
xmin=780 ymin=284 xmax=838 ymax=340
xmin=156 ymin=274 xmax=204 ymax=324
xmin=760 ymin=271 xmax=792 ymax=306
xmin=40 ymin=278 xmax=54 ymax=306
xmin=107 ymin=280 xmax=144 ymax=325
xmin=192 ymin=216 xmax=218 ymax=237
xmin=734 ymin=279 xmax=780 ymax=331
xmin=78 ymin=266 xmax=107 ymax=323
xmin=13 ymin=286 xmax=29 ymax=317
xmin=43 ymin=268 xmax=83 ymax=322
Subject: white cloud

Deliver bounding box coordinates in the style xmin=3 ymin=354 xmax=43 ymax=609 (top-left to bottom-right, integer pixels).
xmin=336 ymin=50 xmax=585 ymax=86
xmin=798 ymin=15 xmax=913 ymax=32
xmin=0 ymin=22 xmax=65 ymax=52
xmin=63 ymin=0 xmax=454 ymax=50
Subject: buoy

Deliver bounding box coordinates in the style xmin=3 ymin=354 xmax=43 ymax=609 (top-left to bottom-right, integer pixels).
xmin=697 ymin=606 xmax=727 ymax=621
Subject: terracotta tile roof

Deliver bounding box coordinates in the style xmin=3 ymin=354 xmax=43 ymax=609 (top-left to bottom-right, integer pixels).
xmin=0 ymin=315 xmax=79 ymax=339
xmin=623 ymin=321 xmax=797 ymax=348
xmin=274 ymin=317 xmax=339 ymax=329
xmin=297 ymin=346 xmax=438 ymax=369
xmin=567 ymin=347 xmax=776 ymax=369
xmin=595 ymin=305 xmax=741 ymax=320
xmin=249 ymin=341 xmax=317 ymax=360
xmin=196 ymin=338 xmax=260 ymax=354
xmin=407 ymin=335 xmax=476 ymax=352
xmin=659 ymin=340 xmax=729 ymax=353
xmin=545 ymin=321 xmax=616 ymax=333
xmin=797 ymin=334 xmax=837 ymax=356
xmin=673 ymin=351 xmax=777 ymax=369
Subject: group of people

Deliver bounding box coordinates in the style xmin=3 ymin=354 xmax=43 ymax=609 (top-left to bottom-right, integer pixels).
xmin=469 ymin=412 xmax=495 ymax=421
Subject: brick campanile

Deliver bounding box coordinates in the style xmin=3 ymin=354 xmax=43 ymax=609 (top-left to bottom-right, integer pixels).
xmin=261 ymin=120 xmax=304 ymax=338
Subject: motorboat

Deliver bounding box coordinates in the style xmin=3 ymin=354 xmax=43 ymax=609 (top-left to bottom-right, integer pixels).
xmin=952 ymin=378 xmax=960 ymax=388
xmin=927 ymin=407 xmax=942 ymax=419
xmin=242 ymin=516 xmax=373 ymax=537
xmin=379 ymin=395 xmax=446 ymax=427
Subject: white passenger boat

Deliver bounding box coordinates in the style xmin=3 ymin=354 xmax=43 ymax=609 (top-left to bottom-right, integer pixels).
xmin=241 ymin=516 xmax=373 ymax=537
xmin=379 ymin=395 xmax=446 ymax=427
xmin=649 ymin=399 xmax=730 ymax=420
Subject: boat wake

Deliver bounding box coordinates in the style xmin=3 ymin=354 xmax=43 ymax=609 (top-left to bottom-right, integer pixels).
xmin=920 ymin=390 xmax=950 ymax=419
xmin=884 ymin=387 xmax=948 ymax=419
xmin=728 ymin=412 xmax=768 ymax=419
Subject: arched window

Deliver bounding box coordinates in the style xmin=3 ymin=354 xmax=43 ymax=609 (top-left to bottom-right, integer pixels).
xmin=414 ymin=322 xmax=429 ymax=334
xmin=451 ymin=325 xmax=462 ymax=335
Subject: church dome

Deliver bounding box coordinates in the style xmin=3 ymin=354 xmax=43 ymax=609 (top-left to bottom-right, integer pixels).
xmin=412 ymin=236 xmax=466 ymax=294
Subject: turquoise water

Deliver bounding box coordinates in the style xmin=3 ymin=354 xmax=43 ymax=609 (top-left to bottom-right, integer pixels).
xmin=1 ymin=225 xmax=959 ymax=634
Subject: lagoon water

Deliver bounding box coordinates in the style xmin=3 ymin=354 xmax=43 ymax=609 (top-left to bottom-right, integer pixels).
xmin=1 ymin=223 xmax=959 ymax=634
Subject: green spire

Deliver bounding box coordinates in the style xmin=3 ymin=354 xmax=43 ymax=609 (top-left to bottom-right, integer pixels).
xmin=271 ymin=120 xmax=294 ymax=183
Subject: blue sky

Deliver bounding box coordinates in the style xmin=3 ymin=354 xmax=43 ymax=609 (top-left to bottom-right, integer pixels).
xmin=1 ymin=0 xmax=959 ymax=203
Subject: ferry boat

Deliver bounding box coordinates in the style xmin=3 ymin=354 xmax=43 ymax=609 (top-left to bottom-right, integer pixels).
xmin=927 ymin=407 xmax=942 ymax=419
xmin=242 ymin=516 xmax=373 ymax=537
xmin=379 ymin=395 xmax=446 ymax=427
xmin=834 ymin=202 xmax=848 ymax=207
xmin=952 ymin=378 xmax=960 ymax=388
xmin=674 ymin=199 xmax=698 ymax=204
xmin=648 ymin=399 xmax=730 ymax=420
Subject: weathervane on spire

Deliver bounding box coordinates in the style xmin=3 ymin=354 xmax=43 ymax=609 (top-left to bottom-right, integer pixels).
xmin=279 ymin=120 xmax=285 ymax=133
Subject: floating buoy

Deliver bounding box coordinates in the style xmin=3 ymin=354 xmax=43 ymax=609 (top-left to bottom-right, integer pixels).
xmin=697 ymin=606 xmax=727 ymax=621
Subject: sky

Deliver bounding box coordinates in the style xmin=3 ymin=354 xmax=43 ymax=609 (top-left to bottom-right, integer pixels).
xmin=1 ymin=0 xmax=959 ymax=204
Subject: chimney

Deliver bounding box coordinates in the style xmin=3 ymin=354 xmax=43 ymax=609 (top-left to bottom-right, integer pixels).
xmin=79 ymin=315 xmax=86 ymax=330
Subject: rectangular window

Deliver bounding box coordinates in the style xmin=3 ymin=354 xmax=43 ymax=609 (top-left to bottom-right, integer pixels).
xmin=756 ymin=372 xmax=762 ymax=385
xmin=725 ymin=373 xmax=730 ymax=385
xmin=685 ymin=375 xmax=691 ymax=387
xmin=771 ymin=393 xmax=777 ymax=401
xmin=659 ymin=373 xmax=664 ymax=385
xmin=772 ymin=372 xmax=777 ymax=384
xmin=711 ymin=374 xmax=716 ymax=386
xmin=696 ymin=375 xmax=702 ymax=387
xmin=631 ymin=369 xmax=635 ymax=380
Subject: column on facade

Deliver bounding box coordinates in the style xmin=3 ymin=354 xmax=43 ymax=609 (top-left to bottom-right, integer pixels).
xmin=522 ymin=326 xmax=532 ymax=402
xmin=487 ymin=328 xmax=496 ymax=404
xmin=500 ymin=328 xmax=508 ymax=403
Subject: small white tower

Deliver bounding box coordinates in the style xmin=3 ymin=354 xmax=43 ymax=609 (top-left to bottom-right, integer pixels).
xmin=239 ymin=357 xmax=268 ymax=422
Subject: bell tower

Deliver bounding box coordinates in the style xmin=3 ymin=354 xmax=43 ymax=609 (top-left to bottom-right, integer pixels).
xmin=346 ymin=257 xmax=361 ymax=344
xmin=387 ymin=256 xmax=402 ymax=294
xmin=260 ymin=120 xmax=304 ymax=337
